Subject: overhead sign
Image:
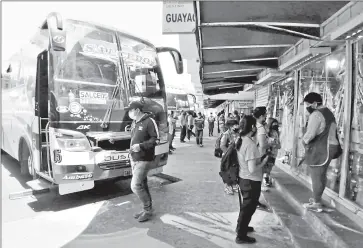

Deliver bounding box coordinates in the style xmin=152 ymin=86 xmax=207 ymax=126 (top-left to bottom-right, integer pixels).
xmin=163 ymin=1 xmax=196 ymax=34
xmin=236 ymin=100 xmax=254 ymax=108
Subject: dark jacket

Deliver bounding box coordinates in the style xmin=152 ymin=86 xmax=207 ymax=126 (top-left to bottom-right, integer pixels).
xmin=130 ymin=114 xmax=158 ymax=161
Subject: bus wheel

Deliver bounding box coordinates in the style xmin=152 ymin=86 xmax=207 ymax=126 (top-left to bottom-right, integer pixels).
xmin=20 ymin=141 xmax=34 ymax=178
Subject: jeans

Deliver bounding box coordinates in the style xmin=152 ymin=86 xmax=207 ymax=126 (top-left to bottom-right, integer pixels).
xmin=208 ymin=123 xmax=214 ymax=136
xmin=130 ymin=160 xmax=152 ymax=212
xmin=187 ymin=125 xmax=195 ymax=140
xmin=169 ymin=129 xmax=176 ymax=149
xmin=236 ymin=178 xmax=261 ymax=237
xmin=196 ymin=129 xmax=203 ymax=145
xmin=180 ymin=126 xmax=187 ymax=141
xmin=309 ymin=159 xmax=331 ymax=203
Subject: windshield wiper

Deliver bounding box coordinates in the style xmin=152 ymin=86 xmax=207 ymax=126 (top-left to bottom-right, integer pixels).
xmin=100 ymin=33 xmax=129 ymax=129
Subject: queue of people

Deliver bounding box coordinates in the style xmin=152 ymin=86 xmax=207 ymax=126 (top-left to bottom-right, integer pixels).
xmin=120 ymin=91 xmax=341 ymax=245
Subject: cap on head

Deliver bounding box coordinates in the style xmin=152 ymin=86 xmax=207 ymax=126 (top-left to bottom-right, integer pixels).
xmin=124 ymin=100 xmax=144 ymax=111
xmin=303 ymin=92 xmax=323 ymax=105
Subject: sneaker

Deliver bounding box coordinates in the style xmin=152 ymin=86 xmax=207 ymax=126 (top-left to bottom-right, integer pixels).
xmin=200 ymin=144 xmax=203 ymax=147
xmin=303 ymin=198 xmax=323 ymax=212
xmin=133 ymin=210 xmax=144 ymax=219
xmin=232 ymin=185 xmax=239 ymax=193
xmin=264 ymin=176 xmax=272 ymax=187
xmin=225 ymin=186 xmax=234 ymax=195
xmin=257 ymin=202 xmax=268 ymax=209
xmin=138 ymin=211 xmax=153 ymax=222
xmin=235 ymin=236 xmax=256 ymax=244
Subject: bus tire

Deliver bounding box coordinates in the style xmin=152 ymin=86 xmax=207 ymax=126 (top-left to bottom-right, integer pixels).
xmin=19 ymin=139 xmax=34 ymax=178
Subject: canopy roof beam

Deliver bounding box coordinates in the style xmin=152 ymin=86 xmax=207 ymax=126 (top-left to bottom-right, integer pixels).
xmin=202 ymin=44 xmax=293 ymax=50
xmin=204 ymin=68 xmax=264 ymax=75
xmin=200 ymin=22 xmax=320 ymax=28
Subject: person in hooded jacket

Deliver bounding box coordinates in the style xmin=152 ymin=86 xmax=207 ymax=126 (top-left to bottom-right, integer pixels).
xmin=220 ymin=118 xmax=240 ymax=195
xmin=122 ymin=100 xmax=159 ymax=222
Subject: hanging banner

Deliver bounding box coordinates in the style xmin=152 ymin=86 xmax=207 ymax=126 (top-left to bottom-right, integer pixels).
xmin=162 ymin=1 xmax=196 ymax=34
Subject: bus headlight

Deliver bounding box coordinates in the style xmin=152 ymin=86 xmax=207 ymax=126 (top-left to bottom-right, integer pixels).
xmin=54 ymin=129 xmax=91 ymax=152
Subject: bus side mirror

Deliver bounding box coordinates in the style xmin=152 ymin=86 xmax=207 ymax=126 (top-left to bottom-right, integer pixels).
xmin=44 ymin=12 xmax=67 ymax=52
xmin=156 ymin=47 xmax=184 ymax=74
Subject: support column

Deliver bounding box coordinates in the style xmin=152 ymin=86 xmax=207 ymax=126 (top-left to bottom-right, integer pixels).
xmin=339 ymin=40 xmax=354 ymax=198
xmin=291 ymin=70 xmax=301 ymax=169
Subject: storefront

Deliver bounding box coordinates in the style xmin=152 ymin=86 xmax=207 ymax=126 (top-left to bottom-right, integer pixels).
xmin=267 ymin=75 xmax=296 ymax=164
xmin=276 ymin=37 xmax=363 ymax=213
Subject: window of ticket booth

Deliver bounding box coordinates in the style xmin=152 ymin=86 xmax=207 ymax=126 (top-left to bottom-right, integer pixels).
xmin=269 ymin=75 xmax=295 ymax=164
xmin=345 ymin=38 xmax=363 ymax=207
xmin=296 ymin=48 xmax=346 ymax=193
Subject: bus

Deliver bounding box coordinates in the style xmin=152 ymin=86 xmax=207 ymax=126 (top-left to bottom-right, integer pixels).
xmin=1 ymin=12 xmax=184 ymax=195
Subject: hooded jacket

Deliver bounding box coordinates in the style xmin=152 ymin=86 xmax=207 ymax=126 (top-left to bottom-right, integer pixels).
xmin=130 ymin=113 xmax=159 ymax=162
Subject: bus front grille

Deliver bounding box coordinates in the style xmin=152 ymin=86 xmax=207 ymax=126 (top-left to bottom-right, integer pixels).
xmin=98 ymin=161 xmax=131 ymax=170
xmin=97 ymin=139 xmax=131 ymax=151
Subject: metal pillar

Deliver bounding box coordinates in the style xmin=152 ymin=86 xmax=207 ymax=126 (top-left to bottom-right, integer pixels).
xmin=291 ymin=70 xmax=301 ymax=169
xmin=339 ymin=40 xmax=354 ymax=198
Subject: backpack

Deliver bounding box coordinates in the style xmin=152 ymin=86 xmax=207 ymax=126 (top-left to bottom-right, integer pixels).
xmin=219 ymin=141 xmax=240 ymax=185
xmin=214 ymin=133 xmax=224 ymax=158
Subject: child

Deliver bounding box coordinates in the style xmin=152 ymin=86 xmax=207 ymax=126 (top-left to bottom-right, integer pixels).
xmin=264 ymin=117 xmax=281 ymax=187
xmin=220 ymin=119 xmax=240 ymax=195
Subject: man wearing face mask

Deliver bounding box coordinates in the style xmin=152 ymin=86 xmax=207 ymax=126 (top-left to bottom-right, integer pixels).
xmin=302 ymin=92 xmax=339 ymax=211
xmin=124 ymin=100 xmax=159 ymax=222
xmin=252 ymin=107 xmax=269 ymax=209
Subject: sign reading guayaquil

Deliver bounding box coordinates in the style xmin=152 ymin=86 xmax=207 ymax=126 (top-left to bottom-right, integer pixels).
xmin=162 ymin=1 xmax=196 ymax=34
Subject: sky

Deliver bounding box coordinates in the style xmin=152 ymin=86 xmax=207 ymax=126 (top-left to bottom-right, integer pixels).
xmin=2 ymin=1 xmax=194 ymax=92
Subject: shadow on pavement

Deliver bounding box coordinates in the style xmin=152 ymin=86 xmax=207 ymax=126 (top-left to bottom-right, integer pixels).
xmin=1 ymin=151 xmax=32 ymax=189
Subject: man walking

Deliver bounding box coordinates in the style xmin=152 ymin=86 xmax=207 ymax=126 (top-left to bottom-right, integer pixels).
xmin=180 ymin=111 xmax=187 ymax=143
xmin=187 ymin=111 xmax=196 ymax=141
xmin=194 ymin=112 xmax=205 ymax=147
xmin=302 ymin=92 xmax=339 ymax=211
xmin=124 ymin=100 xmax=158 ymax=222
xmin=168 ymin=111 xmax=177 ymax=154
xmin=207 ymin=112 xmax=216 ymax=136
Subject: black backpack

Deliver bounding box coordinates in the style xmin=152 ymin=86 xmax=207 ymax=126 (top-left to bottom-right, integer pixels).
xmin=219 ymin=140 xmax=240 ymax=185
xmin=214 ymin=133 xmax=224 ymax=158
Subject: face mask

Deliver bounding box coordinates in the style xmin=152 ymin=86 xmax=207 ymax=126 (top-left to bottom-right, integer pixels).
xmin=306 ymin=106 xmax=315 ymax=114
xmin=128 ymin=110 xmax=137 ymax=120
xmin=271 ymin=125 xmax=279 ymax=131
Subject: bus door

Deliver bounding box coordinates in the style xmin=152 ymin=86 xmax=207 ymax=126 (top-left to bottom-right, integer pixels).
xmin=34 ymin=50 xmax=53 ymax=180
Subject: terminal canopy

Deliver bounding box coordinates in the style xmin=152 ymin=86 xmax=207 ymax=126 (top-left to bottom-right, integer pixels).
xmin=196 ymin=1 xmax=349 ymax=95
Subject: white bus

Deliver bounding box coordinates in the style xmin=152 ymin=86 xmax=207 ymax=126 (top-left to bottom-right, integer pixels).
xmin=1 ymin=12 xmax=183 ymax=195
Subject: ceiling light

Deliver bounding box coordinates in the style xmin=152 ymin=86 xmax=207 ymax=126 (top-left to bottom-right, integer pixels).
xmin=326 ymin=59 xmax=340 ymax=69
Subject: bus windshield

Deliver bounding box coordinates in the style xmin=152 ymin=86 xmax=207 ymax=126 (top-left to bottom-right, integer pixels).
xmin=49 ymin=20 xmax=166 ymax=128
xmin=55 ymin=20 xmax=163 ymax=100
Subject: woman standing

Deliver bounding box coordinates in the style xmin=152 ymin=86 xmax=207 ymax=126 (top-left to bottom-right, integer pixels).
xmin=235 ymin=115 xmax=269 ymax=244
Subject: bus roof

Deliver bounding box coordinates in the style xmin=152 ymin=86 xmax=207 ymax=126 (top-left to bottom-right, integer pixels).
xmin=42 ymin=17 xmax=156 ymax=49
